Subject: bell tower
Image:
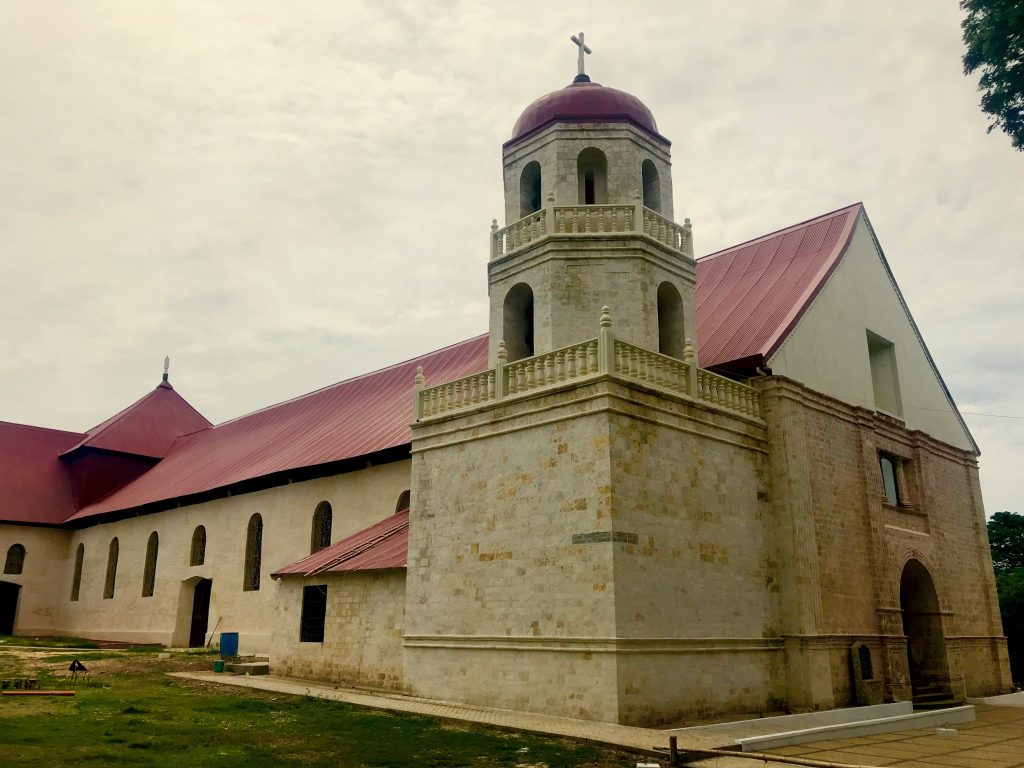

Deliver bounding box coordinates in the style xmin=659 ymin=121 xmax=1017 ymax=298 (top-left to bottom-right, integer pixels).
xmin=488 ymin=37 xmax=696 ymax=366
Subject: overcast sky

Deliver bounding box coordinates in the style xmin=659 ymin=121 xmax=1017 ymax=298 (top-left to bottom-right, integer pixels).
xmin=1 ymin=1 xmax=1021 ymax=514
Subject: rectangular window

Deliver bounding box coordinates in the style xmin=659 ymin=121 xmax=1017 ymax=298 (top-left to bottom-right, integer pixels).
xmin=300 ymin=585 xmax=328 ymax=643
xmin=880 ymin=454 xmax=901 ymax=506
xmin=867 ymin=330 xmax=902 ymax=417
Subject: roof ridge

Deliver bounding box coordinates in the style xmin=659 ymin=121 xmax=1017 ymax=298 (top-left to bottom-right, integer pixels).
xmin=0 ymin=420 xmax=85 ymax=439
xmin=214 ymin=334 xmax=488 ymax=429
xmin=699 ymin=202 xmax=863 ymax=262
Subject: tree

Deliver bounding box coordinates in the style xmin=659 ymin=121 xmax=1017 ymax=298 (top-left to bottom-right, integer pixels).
xmin=961 ymin=0 xmax=1024 ymax=151
xmin=988 ymin=511 xmax=1024 ymax=684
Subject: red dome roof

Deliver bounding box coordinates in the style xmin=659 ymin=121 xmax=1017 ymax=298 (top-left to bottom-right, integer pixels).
xmin=508 ymin=80 xmax=664 ymax=146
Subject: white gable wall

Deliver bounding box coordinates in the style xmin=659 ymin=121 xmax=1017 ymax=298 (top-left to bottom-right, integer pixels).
xmin=768 ymin=215 xmax=973 ymax=452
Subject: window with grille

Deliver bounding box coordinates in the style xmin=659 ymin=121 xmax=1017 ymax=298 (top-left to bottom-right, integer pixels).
xmin=70 ymin=543 xmax=84 ymax=602
xmin=310 ymin=502 xmax=332 ymax=554
xmin=243 ymin=514 xmax=263 ymax=591
xmin=395 ymin=490 xmax=411 ymax=514
xmin=103 ymin=538 xmax=119 ymax=599
xmin=190 ymin=525 xmax=207 ymax=566
xmin=3 ymin=544 xmax=25 ymax=575
xmin=141 ymin=532 xmax=159 ymax=597
xmin=300 ymin=585 xmax=327 ymax=643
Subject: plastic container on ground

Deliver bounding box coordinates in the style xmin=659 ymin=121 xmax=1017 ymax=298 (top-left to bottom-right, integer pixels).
xmin=219 ymin=632 xmax=239 ymax=659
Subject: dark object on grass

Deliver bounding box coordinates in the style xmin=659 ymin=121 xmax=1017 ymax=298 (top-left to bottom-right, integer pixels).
xmin=2 ymin=690 xmax=75 ymax=696
xmin=69 ymin=659 xmax=90 ymax=684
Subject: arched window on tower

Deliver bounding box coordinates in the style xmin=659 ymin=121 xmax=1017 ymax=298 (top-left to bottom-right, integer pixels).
xmin=657 ymin=282 xmax=685 ymax=359
xmin=642 ymin=160 xmax=661 ymax=212
xmin=103 ymin=538 xmax=119 ymax=599
xmin=311 ymin=501 xmax=333 ymax=554
xmin=577 ymin=148 xmax=608 ymax=205
xmin=70 ymin=543 xmax=84 ymax=602
xmin=243 ymin=514 xmax=263 ymax=591
xmin=190 ymin=525 xmax=207 ymax=566
xmin=396 ymin=490 xmax=411 ymax=513
xmin=3 ymin=544 xmax=25 ymax=575
xmin=141 ymin=532 xmax=159 ymax=597
xmin=519 ymin=161 xmax=542 ymax=217
xmin=503 ymin=283 xmax=534 ymax=361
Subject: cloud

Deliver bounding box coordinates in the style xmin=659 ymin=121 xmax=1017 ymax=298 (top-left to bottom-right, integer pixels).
xmin=0 ymin=1 xmax=1020 ymax=513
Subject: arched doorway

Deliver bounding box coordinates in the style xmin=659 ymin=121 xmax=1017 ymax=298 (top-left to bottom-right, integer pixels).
xmin=0 ymin=581 xmax=20 ymax=635
xmin=503 ymin=283 xmax=534 ymax=361
xmin=900 ymin=559 xmax=951 ymax=699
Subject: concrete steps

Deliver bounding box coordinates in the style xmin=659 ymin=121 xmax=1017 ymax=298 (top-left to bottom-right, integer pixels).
xmin=224 ymin=657 xmax=270 ymax=675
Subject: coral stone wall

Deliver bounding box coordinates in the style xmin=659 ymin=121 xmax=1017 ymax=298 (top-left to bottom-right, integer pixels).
xmin=271 ymin=571 xmax=406 ymax=690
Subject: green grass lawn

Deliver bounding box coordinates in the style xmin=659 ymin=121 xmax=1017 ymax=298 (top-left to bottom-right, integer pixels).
xmin=0 ymin=645 xmax=644 ymax=767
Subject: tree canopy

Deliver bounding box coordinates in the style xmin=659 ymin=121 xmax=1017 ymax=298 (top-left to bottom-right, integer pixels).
xmin=988 ymin=511 xmax=1024 ymax=683
xmin=961 ymin=0 xmax=1024 ymax=151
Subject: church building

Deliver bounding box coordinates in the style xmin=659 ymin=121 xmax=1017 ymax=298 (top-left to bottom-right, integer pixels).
xmin=0 ymin=48 xmax=1012 ymax=726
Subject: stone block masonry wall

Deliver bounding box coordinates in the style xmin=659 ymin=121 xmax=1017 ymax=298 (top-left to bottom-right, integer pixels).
xmin=759 ymin=376 xmax=1011 ymax=706
xmin=605 ymin=385 xmax=778 ymax=724
xmin=271 ymin=571 xmax=406 ymax=690
xmin=407 ymin=375 xmax=776 ymax=725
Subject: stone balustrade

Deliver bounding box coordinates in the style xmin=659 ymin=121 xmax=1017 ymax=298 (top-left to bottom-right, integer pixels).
xmin=414 ymin=308 xmax=760 ymax=422
xmin=490 ymin=197 xmax=694 ymax=260
xmin=504 ymin=339 xmax=600 ymax=396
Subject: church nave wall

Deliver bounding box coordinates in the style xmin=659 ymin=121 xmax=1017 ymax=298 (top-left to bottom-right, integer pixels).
xmin=52 ymin=459 xmax=411 ymax=652
xmin=0 ymin=524 xmax=71 ymax=636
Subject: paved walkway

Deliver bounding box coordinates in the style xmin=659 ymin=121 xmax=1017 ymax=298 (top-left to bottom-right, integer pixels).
xmin=763 ymin=703 xmax=1024 ymax=767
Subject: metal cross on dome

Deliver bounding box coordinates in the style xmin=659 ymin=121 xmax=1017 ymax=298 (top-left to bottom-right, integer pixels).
xmin=570 ymin=32 xmax=592 ymax=79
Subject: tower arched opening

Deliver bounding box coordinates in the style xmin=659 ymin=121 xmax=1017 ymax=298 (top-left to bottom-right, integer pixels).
xmin=657 ymin=282 xmax=685 ymax=359
xmin=900 ymin=559 xmax=951 ymax=696
xmin=503 ymin=283 xmax=535 ymax=361
xmin=642 ymin=159 xmax=661 ymax=212
xmin=519 ymin=161 xmax=542 ymax=217
xmin=577 ymin=148 xmax=608 ymax=205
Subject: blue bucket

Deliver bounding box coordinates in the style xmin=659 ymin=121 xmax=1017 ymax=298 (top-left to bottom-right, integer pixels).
xmin=220 ymin=632 xmax=239 ymax=659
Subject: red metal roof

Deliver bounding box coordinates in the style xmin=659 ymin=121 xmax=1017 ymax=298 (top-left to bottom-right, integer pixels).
xmin=273 ymin=509 xmax=409 ymax=577
xmin=63 ymin=382 xmax=212 ymax=459
xmin=4 ymin=205 xmax=873 ymax=527
xmin=695 ymin=203 xmax=862 ymax=371
xmin=0 ymin=423 xmax=82 ymax=524
xmin=66 ymin=335 xmax=489 ymax=522
xmin=508 ymin=80 xmax=666 ymax=147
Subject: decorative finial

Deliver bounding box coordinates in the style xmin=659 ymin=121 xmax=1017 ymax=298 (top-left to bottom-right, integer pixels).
xmin=162 ymin=356 xmax=170 ymax=383
xmin=682 ymin=338 xmax=694 ymax=364
xmin=491 ymin=218 xmax=498 ymax=233
xmin=570 ymin=32 xmax=592 ymax=83
xmin=683 ymin=217 xmax=692 ymax=232
xmin=497 ymin=339 xmax=508 ymax=363
xmin=546 ymin=190 xmax=555 ymax=204
xmin=600 ymin=306 xmax=611 ymax=328
xmin=414 ymin=365 xmax=425 ymax=387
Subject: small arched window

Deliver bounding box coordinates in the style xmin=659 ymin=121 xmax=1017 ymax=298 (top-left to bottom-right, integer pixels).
xmin=503 ymin=283 xmax=535 ymax=362
xmin=3 ymin=544 xmax=25 ymax=575
xmin=141 ymin=532 xmax=159 ymax=597
xmin=642 ymin=159 xmax=661 ymax=212
xmin=70 ymin=543 xmax=84 ymax=602
xmin=190 ymin=526 xmax=207 ymax=566
xmin=519 ymin=161 xmax=542 ymax=217
xmin=311 ymin=501 xmax=333 ymax=554
xmin=577 ymin=148 xmax=608 ymax=205
xmin=396 ymin=490 xmax=411 ymax=513
xmin=243 ymin=514 xmax=263 ymax=591
xmin=103 ymin=538 xmax=119 ymax=599
xmin=657 ymin=282 xmax=685 ymax=359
